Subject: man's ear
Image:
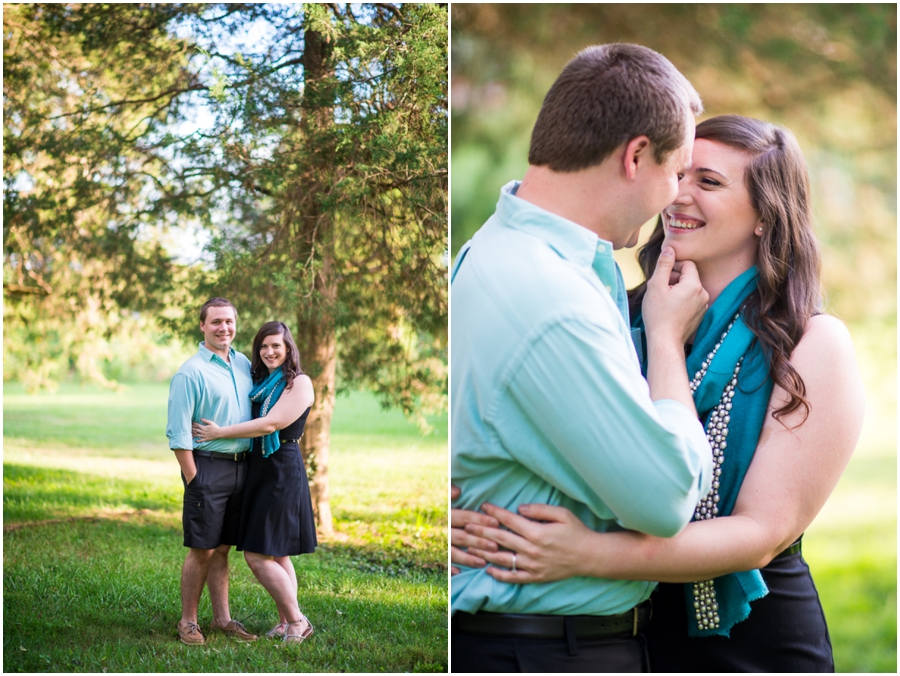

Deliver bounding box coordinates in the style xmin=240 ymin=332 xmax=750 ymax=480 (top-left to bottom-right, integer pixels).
xmin=623 ymin=135 xmax=651 ymax=180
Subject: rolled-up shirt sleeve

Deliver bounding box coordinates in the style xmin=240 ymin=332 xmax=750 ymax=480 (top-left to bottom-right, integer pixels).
xmin=494 ymin=317 xmax=712 ymax=538
xmin=167 ymin=372 xmax=197 ymax=451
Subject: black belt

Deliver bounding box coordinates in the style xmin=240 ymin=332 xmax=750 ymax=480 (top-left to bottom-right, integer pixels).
xmin=193 ymin=449 xmax=248 ymax=461
xmin=774 ymin=537 xmax=802 ymax=559
xmin=280 ymin=438 xmax=300 ymax=444
xmin=453 ymin=600 xmax=652 ymax=640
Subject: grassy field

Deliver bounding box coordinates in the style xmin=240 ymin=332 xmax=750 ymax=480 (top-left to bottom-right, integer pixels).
xmin=3 ymin=384 xmax=448 ymax=673
xmin=4 ymin=318 xmax=896 ymax=673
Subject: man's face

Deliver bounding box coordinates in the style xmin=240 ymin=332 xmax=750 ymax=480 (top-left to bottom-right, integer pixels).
xmin=626 ymin=122 xmax=695 ymax=247
xmin=200 ymin=306 xmax=236 ymax=353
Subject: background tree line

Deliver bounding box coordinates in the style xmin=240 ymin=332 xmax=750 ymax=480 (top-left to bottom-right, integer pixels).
xmin=4 ymin=3 xmax=448 ymax=533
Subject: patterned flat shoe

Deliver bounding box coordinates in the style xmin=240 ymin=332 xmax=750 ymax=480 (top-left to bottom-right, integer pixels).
xmin=267 ymin=621 xmax=288 ymax=638
xmin=283 ymin=615 xmax=314 ymax=644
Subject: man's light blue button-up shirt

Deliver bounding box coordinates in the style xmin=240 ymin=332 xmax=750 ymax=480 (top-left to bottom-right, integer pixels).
xmin=166 ymin=343 xmax=253 ymax=453
xmin=451 ymin=181 xmax=712 ymax=616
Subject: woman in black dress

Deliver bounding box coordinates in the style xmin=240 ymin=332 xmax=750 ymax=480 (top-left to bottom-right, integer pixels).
xmin=193 ymin=321 xmax=317 ymax=644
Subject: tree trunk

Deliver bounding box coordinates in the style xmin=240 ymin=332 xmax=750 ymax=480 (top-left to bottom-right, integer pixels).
xmin=297 ymin=23 xmax=338 ymax=535
xmin=298 ymin=286 xmax=337 ymax=535
xmin=297 ymin=233 xmax=337 ymax=535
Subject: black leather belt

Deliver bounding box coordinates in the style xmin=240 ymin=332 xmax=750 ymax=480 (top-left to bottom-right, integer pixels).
xmin=453 ymin=600 xmax=652 ymax=639
xmin=193 ymin=449 xmax=248 ymax=461
xmin=280 ymin=438 xmax=300 ymax=444
xmin=774 ymin=537 xmax=802 ymax=559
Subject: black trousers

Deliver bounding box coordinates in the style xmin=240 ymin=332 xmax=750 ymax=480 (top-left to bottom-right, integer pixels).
xmin=645 ymin=551 xmax=834 ymax=672
xmin=451 ymin=629 xmax=650 ymax=673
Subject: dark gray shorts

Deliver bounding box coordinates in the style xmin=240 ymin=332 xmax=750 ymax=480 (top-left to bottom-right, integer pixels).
xmin=181 ymin=452 xmax=247 ymax=550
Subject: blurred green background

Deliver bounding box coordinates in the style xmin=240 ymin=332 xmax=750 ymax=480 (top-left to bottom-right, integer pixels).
xmin=451 ymin=4 xmax=895 ymax=319
xmin=451 ymin=4 xmax=896 ymax=672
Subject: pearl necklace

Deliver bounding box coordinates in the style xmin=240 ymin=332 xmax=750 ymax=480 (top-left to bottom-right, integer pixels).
xmin=261 ymin=389 xmax=276 ymax=416
xmin=689 ymin=314 xmax=743 ymax=631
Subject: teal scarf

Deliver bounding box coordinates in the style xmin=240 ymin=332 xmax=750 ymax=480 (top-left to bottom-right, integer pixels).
xmin=249 ymin=367 xmax=288 ymax=458
xmin=634 ymin=266 xmax=773 ymax=637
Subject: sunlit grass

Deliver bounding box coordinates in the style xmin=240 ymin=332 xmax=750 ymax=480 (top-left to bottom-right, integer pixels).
xmin=3 ymin=384 xmax=448 ymax=673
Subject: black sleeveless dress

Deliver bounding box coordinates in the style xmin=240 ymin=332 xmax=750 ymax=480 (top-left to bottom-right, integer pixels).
xmin=237 ymin=404 xmax=317 ymax=556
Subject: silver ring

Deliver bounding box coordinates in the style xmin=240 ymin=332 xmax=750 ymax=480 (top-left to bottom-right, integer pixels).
xmin=511 ymin=553 xmax=517 ymax=574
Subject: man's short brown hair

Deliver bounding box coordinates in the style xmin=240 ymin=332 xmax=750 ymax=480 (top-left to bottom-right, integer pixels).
xmin=528 ymin=43 xmax=703 ymax=171
xmin=200 ymin=297 xmax=237 ymax=323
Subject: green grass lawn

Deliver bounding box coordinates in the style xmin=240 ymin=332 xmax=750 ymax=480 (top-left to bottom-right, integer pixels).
xmin=3 ymin=384 xmax=448 ymax=673
xmin=803 ymin=425 xmax=897 ymax=673
xmin=4 ymin=324 xmax=896 ymax=674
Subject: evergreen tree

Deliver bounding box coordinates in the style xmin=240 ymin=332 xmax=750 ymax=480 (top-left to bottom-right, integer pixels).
xmin=3 ymin=3 xmax=448 ymax=533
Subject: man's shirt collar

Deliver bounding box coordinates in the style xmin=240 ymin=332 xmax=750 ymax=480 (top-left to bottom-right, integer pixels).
xmin=497 ymin=180 xmax=628 ymax=323
xmin=198 ymin=342 xmax=235 ymax=366
xmin=497 ymin=180 xmax=610 ymax=269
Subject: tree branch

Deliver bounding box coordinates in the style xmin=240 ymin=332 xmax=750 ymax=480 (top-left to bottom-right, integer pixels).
xmin=375 ymin=4 xmax=403 ymax=21
xmin=4 ymin=284 xmax=50 ymax=295
xmin=48 ymin=82 xmax=206 ymax=120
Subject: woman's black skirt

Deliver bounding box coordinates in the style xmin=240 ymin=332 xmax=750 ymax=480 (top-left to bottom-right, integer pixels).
xmin=645 ymin=550 xmax=834 ymax=672
xmin=237 ymin=441 xmax=317 ymax=557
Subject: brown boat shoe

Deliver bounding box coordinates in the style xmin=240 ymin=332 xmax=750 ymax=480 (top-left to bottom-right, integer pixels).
xmin=176 ymin=620 xmax=206 ymax=646
xmin=210 ymin=618 xmax=258 ymax=642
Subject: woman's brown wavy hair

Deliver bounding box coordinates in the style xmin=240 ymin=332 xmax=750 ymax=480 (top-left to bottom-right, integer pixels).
xmin=250 ymin=321 xmax=303 ymax=388
xmin=628 ymin=115 xmax=822 ymax=424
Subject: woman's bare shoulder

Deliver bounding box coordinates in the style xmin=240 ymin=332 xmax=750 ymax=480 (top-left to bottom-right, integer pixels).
xmin=794 ymin=314 xmax=856 ymax=362
xmin=294 ymin=373 xmax=314 ymax=389
xmin=788 ymin=314 xmax=863 ymax=418
xmin=287 ymin=373 xmax=315 ymax=400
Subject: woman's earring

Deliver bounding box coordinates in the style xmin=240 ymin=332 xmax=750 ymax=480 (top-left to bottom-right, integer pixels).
xmin=757 ymin=226 xmax=763 ymax=233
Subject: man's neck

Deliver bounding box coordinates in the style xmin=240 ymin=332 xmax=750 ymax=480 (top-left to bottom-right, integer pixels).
xmin=516 ymin=165 xmax=621 ymax=243
xmin=203 ymin=342 xmax=231 ymax=362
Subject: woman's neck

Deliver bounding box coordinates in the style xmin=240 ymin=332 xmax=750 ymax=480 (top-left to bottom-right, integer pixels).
xmin=696 ymin=259 xmax=756 ymax=307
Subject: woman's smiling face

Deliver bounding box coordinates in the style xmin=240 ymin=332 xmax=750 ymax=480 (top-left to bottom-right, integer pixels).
xmin=662 ymin=138 xmax=764 ymax=272
xmin=260 ymin=332 xmax=287 ymax=373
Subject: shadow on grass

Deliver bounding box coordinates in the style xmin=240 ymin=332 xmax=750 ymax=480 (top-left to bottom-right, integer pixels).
xmin=5 ymin=517 xmax=447 ymax=673
xmin=319 ymin=539 xmax=447 ymax=581
xmin=3 ymin=464 xmax=179 ymax=523
xmin=336 ymin=505 xmax=446 ymax=527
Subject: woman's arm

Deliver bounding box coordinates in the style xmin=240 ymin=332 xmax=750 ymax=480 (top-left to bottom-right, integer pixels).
xmin=468 ymin=315 xmax=865 ymax=584
xmin=193 ymin=375 xmax=315 ymax=441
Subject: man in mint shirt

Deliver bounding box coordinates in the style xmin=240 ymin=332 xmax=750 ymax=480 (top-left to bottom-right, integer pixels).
xmin=451 ymin=45 xmax=714 ymax=671
xmin=166 ymin=297 xmax=256 ymax=645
